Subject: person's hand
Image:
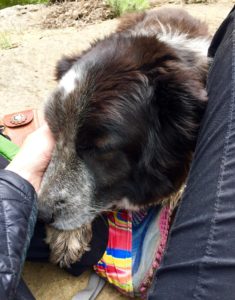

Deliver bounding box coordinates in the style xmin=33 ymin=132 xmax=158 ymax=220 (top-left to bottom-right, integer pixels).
xmin=6 ymin=124 xmax=55 ymax=192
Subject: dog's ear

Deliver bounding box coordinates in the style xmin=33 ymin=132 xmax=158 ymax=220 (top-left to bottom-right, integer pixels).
xmin=55 ymin=44 xmax=95 ymax=81
xmin=152 ymin=64 xmax=208 ymax=132
xmin=137 ymin=65 xmax=208 ymax=203
xmin=55 ymin=55 xmax=80 ymax=81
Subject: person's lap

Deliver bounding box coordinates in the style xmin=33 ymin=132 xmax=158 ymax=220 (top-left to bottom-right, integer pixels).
xmin=148 ymin=6 xmax=235 ymax=300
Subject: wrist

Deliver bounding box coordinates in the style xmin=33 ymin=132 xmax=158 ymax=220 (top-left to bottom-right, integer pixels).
xmin=6 ymin=163 xmax=41 ymax=192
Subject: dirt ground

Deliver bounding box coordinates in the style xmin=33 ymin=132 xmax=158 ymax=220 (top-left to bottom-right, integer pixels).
xmin=0 ymin=1 xmax=234 ymax=299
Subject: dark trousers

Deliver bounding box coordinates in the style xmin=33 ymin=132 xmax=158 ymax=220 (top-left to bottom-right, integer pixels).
xmin=149 ymin=6 xmax=235 ymax=300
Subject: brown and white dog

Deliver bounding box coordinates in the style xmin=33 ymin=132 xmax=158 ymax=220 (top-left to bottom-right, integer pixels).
xmin=38 ymin=8 xmax=210 ymax=267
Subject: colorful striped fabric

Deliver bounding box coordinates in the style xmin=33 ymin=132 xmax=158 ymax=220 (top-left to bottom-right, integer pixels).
xmin=93 ymin=205 xmax=175 ymax=298
xmin=94 ymin=210 xmax=134 ymax=295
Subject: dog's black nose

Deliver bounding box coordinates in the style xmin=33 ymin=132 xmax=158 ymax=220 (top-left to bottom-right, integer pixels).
xmin=38 ymin=207 xmax=54 ymax=224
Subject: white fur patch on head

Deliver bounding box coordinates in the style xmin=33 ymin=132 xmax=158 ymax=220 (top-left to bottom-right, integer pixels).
xmin=126 ymin=20 xmax=210 ymax=59
xmin=157 ymin=26 xmax=210 ymax=58
xmin=59 ymin=68 xmax=79 ymax=95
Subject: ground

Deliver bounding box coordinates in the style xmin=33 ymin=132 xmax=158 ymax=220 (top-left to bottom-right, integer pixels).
xmin=0 ymin=1 xmax=234 ymax=299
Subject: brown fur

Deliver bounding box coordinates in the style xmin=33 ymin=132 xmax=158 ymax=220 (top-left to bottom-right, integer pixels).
xmin=46 ymin=224 xmax=92 ymax=267
xmin=117 ymin=8 xmax=209 ymax=39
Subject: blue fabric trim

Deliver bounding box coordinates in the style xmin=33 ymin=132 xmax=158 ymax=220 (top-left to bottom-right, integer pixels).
xmin=132 ymin=206 xmax=161 ymax=274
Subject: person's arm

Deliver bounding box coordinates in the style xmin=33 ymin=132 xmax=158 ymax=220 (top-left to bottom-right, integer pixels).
xmin=0 ymin=124 xmax=55 ymax=300
xmin=0 ymin=170 xmax=37 ymax=300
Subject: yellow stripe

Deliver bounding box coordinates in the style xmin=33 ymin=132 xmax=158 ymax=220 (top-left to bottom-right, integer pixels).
xmin=101 ymin=253 xmax=132 ymax=268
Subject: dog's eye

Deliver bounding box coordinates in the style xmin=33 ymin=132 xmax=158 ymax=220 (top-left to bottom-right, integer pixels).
xmin=76 ymin=145 xmax=108 ymax=157
xmin=76 ymin=142 xmax=114 ymax=156
xmin=96 ymin=144 xmax=114 ymax=154
xmin=76 ymin=144 xmax=94 ymax=152
xmin=77 ymin=145 xmax=88 ymax=151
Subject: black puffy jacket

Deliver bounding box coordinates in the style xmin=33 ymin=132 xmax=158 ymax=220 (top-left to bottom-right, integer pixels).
xmin=0 ymin=170 xmax=37 ymax=300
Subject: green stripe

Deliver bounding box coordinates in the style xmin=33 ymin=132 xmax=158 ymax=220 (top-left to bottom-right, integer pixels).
xmin=0 ymin=135 xmax=20 ymax=161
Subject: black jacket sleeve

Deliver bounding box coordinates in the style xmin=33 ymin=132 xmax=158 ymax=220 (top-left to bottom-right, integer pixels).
xmin=0 ymin=170 xmax=37 ymax=300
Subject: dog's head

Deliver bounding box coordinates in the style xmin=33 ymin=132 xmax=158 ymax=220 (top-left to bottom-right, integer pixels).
xmin=39 ymin=34 xmax=207 ymax=230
